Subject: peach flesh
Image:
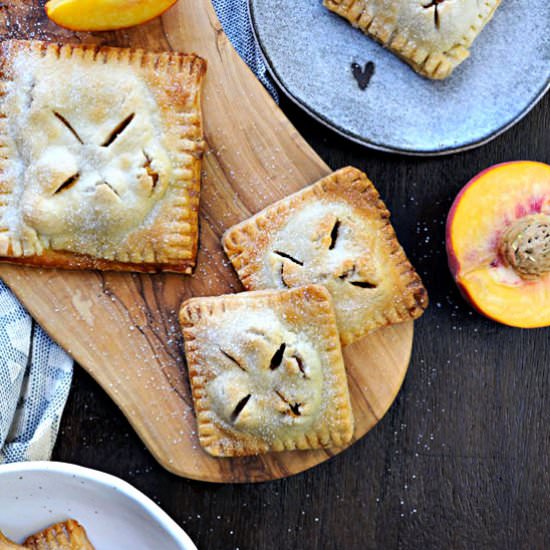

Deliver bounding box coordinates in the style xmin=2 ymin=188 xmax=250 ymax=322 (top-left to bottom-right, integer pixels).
xmin=446 ymin=161 xmax=550 ymax=328
xmin=45 ymin=0 xmax=177 ymax=31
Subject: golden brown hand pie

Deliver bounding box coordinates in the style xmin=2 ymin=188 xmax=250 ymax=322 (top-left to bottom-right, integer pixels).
xmin=180 ymin=285 xmax=354 ymax=457
xmin=223 ymin=167 xmax=428 ymax=346
xmin=0 ymin=40 xmax=205 ymax=272
xmin=324 ymin=0 xmax=501 ymax=79
xmin=0 ymin=520 xmax=94 ymax=550
xmin=23 ymin=520 xmax=94 ymax=550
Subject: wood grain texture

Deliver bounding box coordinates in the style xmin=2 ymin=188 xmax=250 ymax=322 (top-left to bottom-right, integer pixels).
xmin=0 ymin=0 xmax=414 ymax=481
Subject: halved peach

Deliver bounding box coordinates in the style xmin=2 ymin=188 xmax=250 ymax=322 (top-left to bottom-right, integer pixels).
xmin=45 ymin=0 xmax=177 ymax=31
xmin=446 ymin=161 xmax=550 ymax=328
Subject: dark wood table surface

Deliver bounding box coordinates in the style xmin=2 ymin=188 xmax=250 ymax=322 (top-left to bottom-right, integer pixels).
xmin=5 ymin=6 xmax=540 ymax=550
xmin=48 ymin=47 xmax=550 ymax=550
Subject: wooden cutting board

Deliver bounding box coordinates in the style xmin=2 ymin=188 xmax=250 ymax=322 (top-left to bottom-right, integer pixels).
xmin=0 ymin=0 xmax=414 ymax=482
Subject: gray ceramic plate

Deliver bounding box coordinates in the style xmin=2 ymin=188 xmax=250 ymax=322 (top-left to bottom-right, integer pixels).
xmin=249 ymin=0 xmax=550 ymax=156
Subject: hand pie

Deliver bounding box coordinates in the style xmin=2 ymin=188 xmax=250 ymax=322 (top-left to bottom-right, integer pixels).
xmin=0 ymin=520 xmax=95 ymax=550
xmin=23 ymin=520 xmax=94 ymax=550
xmin=324 ymin=0 xmax=501 ymax=79
xmin=0 ymin=40 xmax=205 ymax=273
xmin=180 ymin=285 xmax=354 ymax=457
xmin=223 ymin=167 xmax=428 ymax=346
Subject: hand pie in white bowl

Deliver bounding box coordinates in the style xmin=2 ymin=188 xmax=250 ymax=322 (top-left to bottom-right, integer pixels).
xmin=0 ymin=461 xmax=196 ymax=549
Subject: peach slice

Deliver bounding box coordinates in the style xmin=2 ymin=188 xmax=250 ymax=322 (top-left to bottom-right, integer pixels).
xmin=45 ymin=0 xmax=177 ymax=31
xmin=446 ymin=161 xmax=550 ymax=328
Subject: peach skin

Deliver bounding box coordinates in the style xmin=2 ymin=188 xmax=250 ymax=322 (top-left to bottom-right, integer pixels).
xmin=446 ymin=161 xmax=550 ymax=328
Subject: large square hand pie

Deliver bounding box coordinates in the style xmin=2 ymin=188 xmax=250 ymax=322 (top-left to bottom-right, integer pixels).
xmin=180 ymin=285 xmax=354 ymax=457
xmin=324 ymin=0 xmax=501 ymax=79
xmin=0 ymin=40 xmax=205 ymax=272
xmin=223 ymin=167 xmax=428 ymax=346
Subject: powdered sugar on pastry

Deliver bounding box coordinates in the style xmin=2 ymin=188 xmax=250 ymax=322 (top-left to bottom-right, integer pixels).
xmin=0 ymin=40 xmax=205 ymax=272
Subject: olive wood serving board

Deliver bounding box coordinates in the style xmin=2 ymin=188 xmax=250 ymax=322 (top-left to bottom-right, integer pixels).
xmin=0 ymin=0 xmax=413 ymax=482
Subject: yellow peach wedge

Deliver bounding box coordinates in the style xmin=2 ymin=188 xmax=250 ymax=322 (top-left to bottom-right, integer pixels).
xmin=446 ymin=161 xmax=550 ymax=328
xmin=45 ymin=0 xmax=177 ymax=31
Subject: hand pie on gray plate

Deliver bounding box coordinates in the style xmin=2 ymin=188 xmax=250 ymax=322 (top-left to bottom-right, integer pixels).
xmin=324 ymin=0 xmax=501 ymax=79
xmin=180 ymin=285 xmax=354 ymax=457
xmin=223 ymin=167 xmax=428 ymax=346
xmin=0 ymin=40 xmax=205 ymax=272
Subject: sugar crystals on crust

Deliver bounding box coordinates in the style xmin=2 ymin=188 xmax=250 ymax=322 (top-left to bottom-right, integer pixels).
xmin=0 ymin=40 xmax=205 ymax=272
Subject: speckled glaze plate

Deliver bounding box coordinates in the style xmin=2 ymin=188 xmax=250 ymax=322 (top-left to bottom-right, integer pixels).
xmin=0 ymin=462 xmax=197 ymax=549
xmin=249 ymin=0 xmax=550 ymax=156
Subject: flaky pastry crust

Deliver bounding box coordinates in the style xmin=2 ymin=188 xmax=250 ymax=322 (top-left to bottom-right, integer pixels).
xmin=324 ymin=0 xmax=501 ymax=79
xmin=23 ymin=519 xmax=95 ymax=550
xmin=223 ymin=167 xmax=428 ymax=345
xmin=0 ymin=40 xmax=205 ymax=273
xmin=180 ymin=285 xmax=354 ymax=457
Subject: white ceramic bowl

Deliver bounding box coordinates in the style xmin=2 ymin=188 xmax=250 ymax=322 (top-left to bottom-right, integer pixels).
xmin=0 ymin=462 xmax=197 ymax=550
